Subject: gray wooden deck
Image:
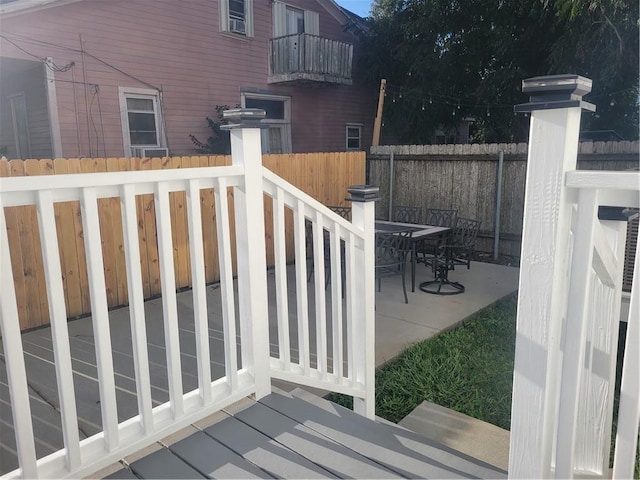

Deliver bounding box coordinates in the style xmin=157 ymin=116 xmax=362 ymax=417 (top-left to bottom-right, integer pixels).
xmin=0 ymin=262 xmax=519 ymax=476
xmin=102 ymin=389 xmax=507 ymax=479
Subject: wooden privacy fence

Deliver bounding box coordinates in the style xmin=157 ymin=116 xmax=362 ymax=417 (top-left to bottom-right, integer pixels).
xmin=368 ymin=141 xmax=639 ymax=258
xmin=0 ymin=152 xmax=365 ymax=331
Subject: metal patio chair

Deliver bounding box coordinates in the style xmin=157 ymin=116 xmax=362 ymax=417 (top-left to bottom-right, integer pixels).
xmin=415 ymin=208 xmax=458 ymax=271
xmin=418 ymin=217 xmax=481 ymax=295
xmin=307 ymin=206 xmax=350 ymax=291
xmin=375 ymin=229 xmax=414 ymax=303
xmin=449 ymin=217 xmax=481 ymax=269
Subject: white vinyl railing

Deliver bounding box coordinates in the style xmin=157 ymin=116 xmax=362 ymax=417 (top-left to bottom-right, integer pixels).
xmin=263 ymin=169 xmax=375 ymax=408
xmin=509 ymin=76 xmax=639 ymax=479
xmin=0 ymin=115 xmax=376 ymax=478
xmin=0 ymin=166 xmax=257 ymax=479
xmin=561 ymin=171 xmax=639 ymax=479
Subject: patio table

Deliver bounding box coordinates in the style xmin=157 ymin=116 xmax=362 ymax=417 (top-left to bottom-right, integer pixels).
xmin=375 ymin=220 xmax=451 ymax=292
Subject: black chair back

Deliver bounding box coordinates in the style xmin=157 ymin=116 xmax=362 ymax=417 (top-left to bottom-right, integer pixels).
xmin=424 ymin=208 xmax=457 ymax=227
xmin=328 ymin=205 xmax=352 ymax=221
xmin=450 ymin=217 xmax=481 ymax=269
xmin=393 ymin=205 xmax=422 ymax=224
xmin=453 ymin=217 xmax=481 ymax=246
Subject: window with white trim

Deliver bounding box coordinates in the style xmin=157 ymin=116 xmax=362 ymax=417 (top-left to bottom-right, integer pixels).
xmin=346 ymin=124 xmax=362 ymax=150
xmin=220 ymin=0 xmax=254 ymax=36
xmin=118 ymin=87 xmax=164 ymax=157
xmin=242 ymin=93 xmax=291 ymax=154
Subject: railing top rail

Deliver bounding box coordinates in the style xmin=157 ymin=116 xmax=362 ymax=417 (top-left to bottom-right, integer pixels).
xmin=270 ymin=32 xmax=353 ymax=46
xmin=0 ymin=165 xmax=243 ymax=194
xmin=566 ymin=170 xmax=640 ymax=190
xmin=262 ymin=167 xmax=363 ymax=237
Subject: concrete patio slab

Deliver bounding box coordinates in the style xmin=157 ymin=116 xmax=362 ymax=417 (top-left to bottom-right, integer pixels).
xmin=373 ymin=261 xmax=519 ymax=366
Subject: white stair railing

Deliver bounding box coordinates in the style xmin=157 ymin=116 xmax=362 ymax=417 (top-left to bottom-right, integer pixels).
xmin=509 ymin=75 xmax=639 ymax=478
xmin=263 ymin=171 xmax=377 ymax=417
xmin=0 ymin=109 xmax=377 ymax=478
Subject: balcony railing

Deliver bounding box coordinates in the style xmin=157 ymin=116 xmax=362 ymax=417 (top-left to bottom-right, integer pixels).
xmin=268 ymin=33 xmax=353 ymax=85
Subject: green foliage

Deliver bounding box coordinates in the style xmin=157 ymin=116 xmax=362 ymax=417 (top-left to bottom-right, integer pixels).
xmin=361 ymin=0 xmax=639 ymax=143
xmin=189 ymin=105 xmax=237 ymax=154
xmin=547 ymin=0 xmax=639 ymax=139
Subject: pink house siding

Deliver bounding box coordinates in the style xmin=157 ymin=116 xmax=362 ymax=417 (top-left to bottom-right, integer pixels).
xmin=0 ymin=0 xmax=375 ymax=157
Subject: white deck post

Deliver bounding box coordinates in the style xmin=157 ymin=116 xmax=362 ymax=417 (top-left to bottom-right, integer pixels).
xmin=223 ymin=109 xmax=271 ymax=399
xmin=509 ymin=75 xmax=595 ymax=478
xmin=347 ymin=185 xmax=379 ymax=418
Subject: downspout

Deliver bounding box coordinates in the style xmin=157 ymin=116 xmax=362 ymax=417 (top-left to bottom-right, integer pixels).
xmin=388 ymin=151 xmax=394 ymax=220
xmin=80 ymin=34 xmax=91 ymax=156
xmin=44 ymin=58 xmax=63 ymax=158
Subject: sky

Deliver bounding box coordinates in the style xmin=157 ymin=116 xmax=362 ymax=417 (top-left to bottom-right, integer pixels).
xmin=335 ymin=0 xmax=372 ymax=18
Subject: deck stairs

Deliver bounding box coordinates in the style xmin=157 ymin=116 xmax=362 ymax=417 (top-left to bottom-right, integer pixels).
xmin=400 ymin=401 xmax=510 ymax=471
xmin=100 ymin=388 xmax=507 ymax=479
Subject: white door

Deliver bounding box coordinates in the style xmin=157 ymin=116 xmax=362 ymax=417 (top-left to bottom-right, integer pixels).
xmin=286 ymin=7 xmax=304 ymax=69
xmin=286 ymin=7 xmax=304 ymax=34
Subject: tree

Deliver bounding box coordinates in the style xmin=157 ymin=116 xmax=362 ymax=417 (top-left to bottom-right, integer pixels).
xmin=548 ymin=0 xmax=639 ymax=139
xmin=361 ymin=0 xmax=638 ymax=143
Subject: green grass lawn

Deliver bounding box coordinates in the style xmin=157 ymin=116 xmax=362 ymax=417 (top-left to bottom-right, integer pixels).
xmin=329 ymin=293 xmax=517 ymax=428
xmin=327 ymin=292 xmax=639 ymax=476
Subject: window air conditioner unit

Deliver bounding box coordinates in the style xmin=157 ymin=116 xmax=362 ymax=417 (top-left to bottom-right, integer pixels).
xmin=229 ymin=18 xmax=246 ymax=34
xmin=132 ymin=147 xmax=169 ymax=158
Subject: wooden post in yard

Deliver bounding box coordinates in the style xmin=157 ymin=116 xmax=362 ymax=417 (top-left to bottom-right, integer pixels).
xmin=372 ymin=79 xmax=386 ymax=147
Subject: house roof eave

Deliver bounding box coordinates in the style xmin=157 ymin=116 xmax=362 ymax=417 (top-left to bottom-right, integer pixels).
xmin=0 ymin=0 xmax=83 ymax=17
xmin=314 ymin=0 xmax=367 ymax=40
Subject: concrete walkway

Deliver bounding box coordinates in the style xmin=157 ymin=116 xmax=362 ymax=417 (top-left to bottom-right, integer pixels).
xmin=373 ymin=260 xmax=519 ymax=366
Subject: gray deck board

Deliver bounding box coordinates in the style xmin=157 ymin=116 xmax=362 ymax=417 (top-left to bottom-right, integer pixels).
xmin=260 ymin=390 xmax=507 ymax=479
xmin=168 ymin=431 xmax=272 ymax=479
xmin=203 ymin=416 xmax=337 ymax=479
xmin=235 ymin=401 xmax=401 ymax=479
xmin=103 ymin=391 xmax=506 ymax=480
xmin=105 ymin=467 xmax=140 ymax=479
xmin=128 ymin=447 xmax=207 ymax=479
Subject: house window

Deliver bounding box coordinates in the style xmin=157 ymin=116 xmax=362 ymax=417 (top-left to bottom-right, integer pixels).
xmin=286 ymin=6 xmax=304 ymax=34
xmin=272 ymin=2 xmax=319 ymax=37
xmin=220 ymin=0 xmax=254 ymax=37
xmin=242 ymin=93 xmax=291 ymax=154
xmin=346 ymin=124 xmax=362 ymax=150
xmin=9 ymin=93 xmax=31 ymax=159
xmin=118 ymin=87 xmax=164 ymax=157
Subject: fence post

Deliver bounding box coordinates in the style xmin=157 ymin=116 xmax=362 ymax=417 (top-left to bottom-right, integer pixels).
xmin=347 ymin=185 xmax=379 ymax=419
xmin=493 ymin=150 xmax=504 ymax=260
xmin=509 ymin=75 xmax=594 ymax=478
xmin=222 ymin=108 xmax=271 ymax=399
